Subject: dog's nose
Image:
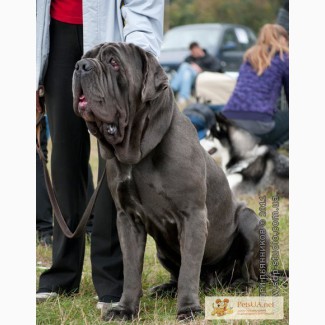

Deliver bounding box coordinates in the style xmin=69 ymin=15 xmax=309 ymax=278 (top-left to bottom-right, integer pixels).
xmin=75 ymin=59 xmax=93 ymax=72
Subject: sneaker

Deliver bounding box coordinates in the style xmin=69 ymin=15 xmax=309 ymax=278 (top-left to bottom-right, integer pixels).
xmin=96 ymin=301 xmax=119 ymax=310
xmin=95 ymin=295 xmax=120 ymax=310
xmin=98 ymin=301 xmax=120 ymax=320
xmin=36 ymin=292 xmax=58 ymax=303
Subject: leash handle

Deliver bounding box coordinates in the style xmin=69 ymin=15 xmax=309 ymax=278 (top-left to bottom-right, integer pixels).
xmin=36 ymin=86 xmax=45 ymax=125
xmin=37 ymin=144 xmax=106 ymax=238
xmin=36 ymin=86 xmax=45 ymax=150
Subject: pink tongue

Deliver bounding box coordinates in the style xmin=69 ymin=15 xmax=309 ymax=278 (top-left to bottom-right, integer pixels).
xmin=79 ymin=95 xmax=87 ymax=108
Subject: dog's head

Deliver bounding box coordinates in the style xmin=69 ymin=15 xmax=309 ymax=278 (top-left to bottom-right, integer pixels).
xmin=72 ymin=42 xmax=173 ymax=164
xmin=210 ymin=113 xmax=270 ymax=178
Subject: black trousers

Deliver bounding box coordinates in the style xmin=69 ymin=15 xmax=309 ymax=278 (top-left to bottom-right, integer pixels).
xmin=36 ymin=117 xmax=53 ymax=238
xmin=38 ymin=19 xmax=123 ymax=301
xmin=258 ymin=110 xmax=289 ymax=148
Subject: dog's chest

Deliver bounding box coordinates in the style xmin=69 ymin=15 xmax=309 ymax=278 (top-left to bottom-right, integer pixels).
xmin=112 ymin=164 xmax=181 ymax=236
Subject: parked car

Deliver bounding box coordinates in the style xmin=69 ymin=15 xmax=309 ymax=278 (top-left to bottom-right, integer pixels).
xmin=159 ymin=23 xmax=256 ymax=77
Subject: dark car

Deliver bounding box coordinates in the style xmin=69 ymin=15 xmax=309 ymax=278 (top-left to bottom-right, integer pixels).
xmin=159 ymin=23 xmax=256 ymax=76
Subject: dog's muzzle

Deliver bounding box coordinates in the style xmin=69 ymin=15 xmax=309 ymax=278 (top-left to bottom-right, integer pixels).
xmin=73 ymin=59 xmax=96 ymax=120
xmin=75 ymin=59 xmax=94 ymax=73
xmin=73 ymin=56 xmax=120 ymax=140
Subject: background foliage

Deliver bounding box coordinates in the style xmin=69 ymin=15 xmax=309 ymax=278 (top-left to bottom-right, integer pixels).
xmin=164 ymin=0 xmax=284 ymax=33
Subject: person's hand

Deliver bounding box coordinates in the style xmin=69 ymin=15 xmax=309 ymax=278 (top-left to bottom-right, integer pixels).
xmin=191 ymin=63 xmax=202 ymax=73
xmin=36 ymin=86 xmax=45 ymax=114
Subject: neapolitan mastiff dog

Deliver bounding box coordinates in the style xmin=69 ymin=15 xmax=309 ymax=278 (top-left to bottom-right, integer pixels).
xmin=72 ymin=43 xmax=270 ymax=321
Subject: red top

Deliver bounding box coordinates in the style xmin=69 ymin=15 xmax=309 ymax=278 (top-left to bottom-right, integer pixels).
xmin=50 ymin=0 xmax=83 ymax=25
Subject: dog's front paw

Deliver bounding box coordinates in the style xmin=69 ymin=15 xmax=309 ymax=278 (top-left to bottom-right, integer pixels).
xmin=177 ymin=306 xmax=203 ymax=322
xmin=101 ymin=304 xmax=136 ymax=322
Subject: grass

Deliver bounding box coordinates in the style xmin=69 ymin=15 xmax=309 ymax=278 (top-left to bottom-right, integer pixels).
xmin=36 ymin=136 xmax=289 ymax=324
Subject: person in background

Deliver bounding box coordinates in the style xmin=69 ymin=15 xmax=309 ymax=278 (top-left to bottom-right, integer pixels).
xmin=171 ymin=42 xmax=223 ymax=110
xmin=221 ymin=24 xmax=289 ymax=148
xmin=276 ymin=0 xmax=289 ymax=34
xmin=36 ymin=0 xmax=164 ymax=312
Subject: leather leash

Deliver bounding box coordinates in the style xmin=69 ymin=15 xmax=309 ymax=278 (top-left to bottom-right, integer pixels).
xmin=36 ymin=86 xmax=45 ymax=160
xmin=36 ymin=86 xmax=106 ymax=238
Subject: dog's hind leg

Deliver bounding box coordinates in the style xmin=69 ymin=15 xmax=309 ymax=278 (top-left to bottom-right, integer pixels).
xmin=232 ymin=207 xmax=270 ymax=290
xmin=149 ymin=249 xmax=179 ymax=298
xmin=149 ymin=276 xmax=178 ymax=298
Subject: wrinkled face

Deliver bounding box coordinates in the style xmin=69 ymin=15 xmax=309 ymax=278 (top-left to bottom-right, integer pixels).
xmin=72 ymin=42 xmax=144 ymax=146
xmin=72 ymin=42 xmax=171 ymax=163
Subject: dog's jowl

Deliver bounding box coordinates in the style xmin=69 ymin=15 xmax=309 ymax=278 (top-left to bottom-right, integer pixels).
xmin=73 ymin=42 xmax=270 ymax=321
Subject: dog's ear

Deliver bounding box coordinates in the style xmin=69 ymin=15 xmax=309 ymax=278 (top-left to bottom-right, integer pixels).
xmin=215 ymin=113 xmax=232 ymax=132
xmin=140 ymin=50 xmax=169 ymax=102
xmin=111 ymin=44 xmax=174 ymax=165
xmin=211 ymin=113 xmax=229 ymax=144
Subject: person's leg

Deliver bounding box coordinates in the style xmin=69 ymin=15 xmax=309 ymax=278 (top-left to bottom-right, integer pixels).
xmin=171 ymin=63 xmax=188 ymax=92
xmin=259 ymin=110 xmax=289 ymax=148
xmin=36 ymin=117 xmax=53 ymax=245
xmin=171 ymin=62 xmax=196 ymax=98
xmin=177 ymin=64 xmax=197 ymax=101
xmin=91 ymin=149 xmax=124 ymax=303
xmin=38 ymin=19 xmax=88 ymax=295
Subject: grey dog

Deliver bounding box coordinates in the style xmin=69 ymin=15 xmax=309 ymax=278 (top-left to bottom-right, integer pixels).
xmin=72 ymin=42 xmax=270 ymax=321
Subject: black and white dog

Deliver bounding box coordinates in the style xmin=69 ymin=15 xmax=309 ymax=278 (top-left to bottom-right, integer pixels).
xmin=185 ymin=108 xmax=289 ymax=198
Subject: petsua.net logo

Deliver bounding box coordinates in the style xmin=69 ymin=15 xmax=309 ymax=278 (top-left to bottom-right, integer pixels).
xmin=205 ymin=296 xmax=284 ymax=320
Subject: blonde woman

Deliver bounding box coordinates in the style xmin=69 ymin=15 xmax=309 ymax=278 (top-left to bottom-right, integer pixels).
xmin=222 ymin=24 xmax=289 ymax=148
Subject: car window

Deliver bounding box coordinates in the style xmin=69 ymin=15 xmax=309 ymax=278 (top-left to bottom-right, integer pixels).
xmin=247 ymin=29 xmax=257 ymax=47
xmin=234 ymin=27 xmax=253 ymax=51
xmin=161 ymin=28 xmax=222 ymax=54
xmin=221 ymin=29 xmax=240 ymax=51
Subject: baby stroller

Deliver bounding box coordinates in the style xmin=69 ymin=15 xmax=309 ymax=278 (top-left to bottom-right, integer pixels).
xmin=194 ymin=71 xmax=237 ymax=113
xmin=183 ymin=71 xmax=237 ymax=140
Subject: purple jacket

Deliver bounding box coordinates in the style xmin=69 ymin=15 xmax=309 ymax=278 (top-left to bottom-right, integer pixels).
xmin=222 ymin=53 xmax=289 ymax=122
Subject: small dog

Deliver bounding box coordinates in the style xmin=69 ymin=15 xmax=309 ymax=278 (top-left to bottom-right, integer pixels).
xmin=200 ymin=114 xmax=289 ymax=197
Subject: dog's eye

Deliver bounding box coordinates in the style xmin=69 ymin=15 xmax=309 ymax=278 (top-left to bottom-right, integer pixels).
xmin=109 ymin=58 xmax=120 ymax=71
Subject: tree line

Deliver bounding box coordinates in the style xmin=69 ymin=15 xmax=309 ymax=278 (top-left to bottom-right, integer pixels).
xmin=164 ymin=0 xmax=284 ymax=33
